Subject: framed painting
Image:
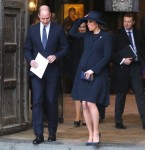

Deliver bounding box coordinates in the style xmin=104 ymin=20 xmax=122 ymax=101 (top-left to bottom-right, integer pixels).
xmin=63 ymin=4 xmax=84 ymax=19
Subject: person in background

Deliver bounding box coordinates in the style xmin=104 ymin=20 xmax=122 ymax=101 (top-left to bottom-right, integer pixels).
xmin=111 ymin=13 xmax=145 ymax=129
xmin=96 ymin=104 xmax=106 ymax=123
xmin=51 ymin=12 xmax=58 ymax=23
xmin=69 ymin=11 xmax=112 ymax=146
xmin=69 ymin=22 xmax=87 ymax=127
xmin=23 ymin=5 xmax=68 ymax=144
xmin=62 ymin=8 xmax=79 ymax=93
xmin=63 ymin=7 xmax=78 ymax=34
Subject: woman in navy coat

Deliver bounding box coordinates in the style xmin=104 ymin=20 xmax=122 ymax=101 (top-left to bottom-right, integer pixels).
xmin=69 ymin=11 xmax=112 ymax=146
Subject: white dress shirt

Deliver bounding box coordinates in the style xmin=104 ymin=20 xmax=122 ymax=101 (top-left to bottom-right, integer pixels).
xmin=120 ymin=29 xmax=138 ymax=65
xmin=40 ymin=22 xmax=51 ymax=42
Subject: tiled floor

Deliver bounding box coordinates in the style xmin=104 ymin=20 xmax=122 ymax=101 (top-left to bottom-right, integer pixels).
xmin=1 ymin=94 xmax=145 ymax=146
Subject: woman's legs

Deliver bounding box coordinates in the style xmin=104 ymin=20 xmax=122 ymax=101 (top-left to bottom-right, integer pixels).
xmin=82 ymin=101 xmax=93 ymax=142
xmin=74 ymin=101 xmax=81 ymax=127
xmin=88 ymin=102 xmax=100 ymax=142
xmin=82 ymin=101 xmax=100 ymax=143
xmin=75 ymin=101 xmax=81 ymax=121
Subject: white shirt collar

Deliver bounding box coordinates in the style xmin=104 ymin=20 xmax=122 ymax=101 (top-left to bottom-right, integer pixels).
xmin=40 ymin=22 xmax=51 ymax=40
xmin=125 ymin=29 xmax=133 ymax=33
xmin=40 ymin=22 xmax=51 ymax=29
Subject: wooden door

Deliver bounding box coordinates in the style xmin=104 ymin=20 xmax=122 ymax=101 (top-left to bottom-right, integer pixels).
xmin=0 ymin=0 xmax=29 ymax=135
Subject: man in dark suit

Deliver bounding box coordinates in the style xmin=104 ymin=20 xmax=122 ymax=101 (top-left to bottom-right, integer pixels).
xmin=23 ymin=5 xmax=68 ymax=144
xmin=111 ymin=13 xmax=145 ymax=129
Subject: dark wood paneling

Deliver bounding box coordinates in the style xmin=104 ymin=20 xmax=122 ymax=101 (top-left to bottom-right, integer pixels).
xmin=0 ymin=0 xmax=29 ymax=133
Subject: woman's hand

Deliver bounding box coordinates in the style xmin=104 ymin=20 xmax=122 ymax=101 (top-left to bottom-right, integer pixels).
xmin=84 ymin=70 xmax=94 ymax=79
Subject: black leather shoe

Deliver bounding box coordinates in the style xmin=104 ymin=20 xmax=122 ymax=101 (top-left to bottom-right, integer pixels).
xmin=33 ymin=135 xmax=44 ymax=144
xmin=115 ymin=123 xmax=127 ymax=129
xmin=48 ymin=135 xmax=56 ymax=142
xmin=143 ymin=123 xmax=145 ymax=129
xmin=74 ymin=121 xmax=81 ymax=127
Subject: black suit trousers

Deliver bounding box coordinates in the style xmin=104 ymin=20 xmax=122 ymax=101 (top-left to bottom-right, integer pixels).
xmin=31 ymin=75 xmax=59 ymax=136
xmin=115 ymin=62 xmax=145 ymax=124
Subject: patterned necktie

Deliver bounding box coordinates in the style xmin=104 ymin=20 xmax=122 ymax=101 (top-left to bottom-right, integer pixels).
xmin=127 ymin=31 xmax=133 ymax=48
xmin=42 ymin=26 xmax=47 ymax=49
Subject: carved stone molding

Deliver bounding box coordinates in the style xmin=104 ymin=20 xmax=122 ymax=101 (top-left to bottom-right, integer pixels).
xmin=105 ymin=0 xmax=139 ymax=12
xmin=112 ymin=0 xmax=132 ymax=12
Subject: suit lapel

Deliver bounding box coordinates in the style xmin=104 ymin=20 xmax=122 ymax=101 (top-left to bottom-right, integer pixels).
xmin=45 ymin=22 xmax=54 ymax=49
xmin=35 ymin=23 xmax=44 ymax=50
xmin=121 ymin=29 xmax=130 ymax=44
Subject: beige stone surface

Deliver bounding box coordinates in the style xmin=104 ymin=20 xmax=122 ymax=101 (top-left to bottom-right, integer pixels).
xmin=1 ymin=94 xmax=145 ymax=146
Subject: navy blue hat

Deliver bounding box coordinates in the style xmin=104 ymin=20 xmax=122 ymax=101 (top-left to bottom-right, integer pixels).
xmin=82 ymin=11 xmax=106 ymax=26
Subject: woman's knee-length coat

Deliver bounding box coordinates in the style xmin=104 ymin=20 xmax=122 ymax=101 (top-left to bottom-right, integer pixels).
xmin=69 ymin=19 xmax=112 ymax=106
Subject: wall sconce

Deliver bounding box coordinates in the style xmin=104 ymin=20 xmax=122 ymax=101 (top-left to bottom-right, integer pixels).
xmin=29 ymin=0 xmax=37 ymax=12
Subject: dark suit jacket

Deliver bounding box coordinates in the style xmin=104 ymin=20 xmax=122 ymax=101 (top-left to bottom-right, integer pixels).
xmin=111 ymin=28 xmax=145 ymax=92
xmin=23 ymin=22 xmax=69 ymax=78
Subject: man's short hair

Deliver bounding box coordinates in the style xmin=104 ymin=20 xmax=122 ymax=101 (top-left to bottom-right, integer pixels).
xmin=124 ymin=13 xmax=136 ymax=21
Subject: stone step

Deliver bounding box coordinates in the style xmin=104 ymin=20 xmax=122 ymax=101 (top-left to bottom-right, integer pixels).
xmin=0 ymin=140 xmax=145 ymax=150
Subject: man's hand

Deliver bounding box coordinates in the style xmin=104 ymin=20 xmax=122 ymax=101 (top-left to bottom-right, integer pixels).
xmin=47 ymin=55 xmax=56 ymax=63
xmin=123 ymin=58 xmax=133 ymax=65
xmin=30 ymin=60 xmax=38 ymax=68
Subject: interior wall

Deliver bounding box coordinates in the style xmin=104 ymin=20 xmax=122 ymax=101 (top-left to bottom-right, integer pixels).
xmin=138 ymin=0 xmax=145 ymax=34
xmin=33 ymin=0 xmax=145 ymax=32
